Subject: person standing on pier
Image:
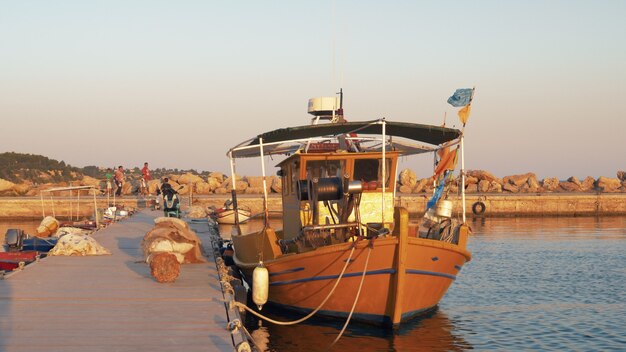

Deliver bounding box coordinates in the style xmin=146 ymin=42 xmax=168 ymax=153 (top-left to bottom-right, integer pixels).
xmin=105 ymin=168 xmax=113 ymax=197
xmin=141 ymin=162 xmax=151 ymax=196
xmin=114 ymin=166 xmax=124 ymax=196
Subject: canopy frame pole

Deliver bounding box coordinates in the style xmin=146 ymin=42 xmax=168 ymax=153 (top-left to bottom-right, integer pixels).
xmin=461 ymin=134 xmax=467 ymax=223
xmin=40 ymin=192 xmax=45 ymax=218
xmin=229 ymin=152 xmax=241 ymax=235
xmin=93 ymin=188 xmax=99 ymax=228
xmin=381 ymin=119 xmax=386 ymax=225
xmin=259 ymin=137 xmax=270 ymax=229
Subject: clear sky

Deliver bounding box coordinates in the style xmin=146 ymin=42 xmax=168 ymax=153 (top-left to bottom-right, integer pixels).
xmin=1 ymin=0 xmax=625 ymax=179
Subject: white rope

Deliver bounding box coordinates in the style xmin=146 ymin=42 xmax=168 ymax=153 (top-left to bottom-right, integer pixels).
xmin=233 ymin=245 xmax=357 ymax=326
xmin=330 ymin=245 xmax=372 ymax=347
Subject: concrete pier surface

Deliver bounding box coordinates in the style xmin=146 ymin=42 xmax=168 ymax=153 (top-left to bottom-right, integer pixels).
xmin=1 ymin=193 xmax=625 ymax=220
xmin=0 ymin=210 xmax=236 ymax=352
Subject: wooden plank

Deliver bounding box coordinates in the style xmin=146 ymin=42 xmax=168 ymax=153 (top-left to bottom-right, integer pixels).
xmin=0 ymin=210 xmax=235 ymax=352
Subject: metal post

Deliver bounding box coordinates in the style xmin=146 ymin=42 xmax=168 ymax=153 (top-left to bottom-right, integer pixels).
xmin=461 ymin=135 xmax=467 ymax=223
xmin=259 ymin=137 xmax=269 ymax=228
xmin=381 ymin=119 xmax=386 ymax=225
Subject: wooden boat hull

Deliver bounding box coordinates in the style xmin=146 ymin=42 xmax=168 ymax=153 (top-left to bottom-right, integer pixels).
xmin=234 ymin=235 xmax=470 ymax=326
xmin=216 ymin=209 xmax=251 ymax=224
xmin=0 ymin=251 xmax=39 ymax=271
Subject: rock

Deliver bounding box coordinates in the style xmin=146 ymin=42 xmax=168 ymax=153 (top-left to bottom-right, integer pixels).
xmin=596 ymin=176 xmax=621 ymax=192
xmin=465 ymin=183 xmax=478 ymax=193
xmin=581 ymin=176 xmax=595 ymax=191
xmin=466 ymin=170 xmax=502 ymax=184
xmin=177 ymin=184 xmax=190 ymax=195
xmin=13 ymin=183 xmax=32 ymax=195
xmin=465 ymin=176 xmax=479 ymax=185
xmin=478 ymin=180 xmax=490 ymax=193
xmin=206 ymin=177 xmax=221 ymax=192
xmin=488 ymin=181 xmax=502 ymax=193
xmin=271 ymin=176 xmax=282 ymax=193
xmin=246 ymin=176 xmax=265 ymax=188
xmin=209 ymin=172 xmax=225 ymax=183
xmin=122 ymin=181 xmax=134 ymax=195
xmin=528 ymin=175 xmax=540 ymax=189
xmin=195 ymin=182 xmax=212 ymax=195
xmin=503 ymin=183 xmax=519 ymax=193
xmin=568 ymin=176 xmax=582 ymax=187
xmin=413 ymin=178 xmax=430 ymax=193
xmin=221 ymin=177 xmax=248 ymax=192
xmin=169 ymin=175 xmax=181 ymax=182
xmin=245 ymin=187 xmax=265 ymax=194
xmin=0 ymin=178 xmax=16 ymax=192
xmin=398 ymin=185 xmax=413 ymax=193
xmin=147 ymin=180 xmax=162 ymax=194
xmin=79 ymin=175 xmax=101 ymax=188
xmin=559 ymin=182 xmax=581 ymax=192
xmin=178 ymin=173 xmax=204 ymax=185
xmin=542 ymin=177 xmax=560 ymax=191
xmin=503 ymin=173 xmax=536 ymax=187
xmin=214 ymin=187 xmax=229 ymax=194
xmin=617 ymin=170 xmax=626 ymax=182
xmin=187 ymin=206 xmax=207 ymax=218
xmin=399 ymin=169 xmax=417 ymax=187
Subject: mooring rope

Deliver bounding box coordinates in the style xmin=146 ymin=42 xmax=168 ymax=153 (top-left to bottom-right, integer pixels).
xmin=232 ymin=245 xmax=357 ymax=326
xmin=330 ymin=245 xmax=372 ymax=347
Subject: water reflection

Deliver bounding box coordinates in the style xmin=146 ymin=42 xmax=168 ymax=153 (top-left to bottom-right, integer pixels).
xmin=245 ymin=307 xmax=472 ymax=352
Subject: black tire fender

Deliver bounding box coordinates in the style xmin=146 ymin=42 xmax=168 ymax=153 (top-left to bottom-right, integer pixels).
xmin=472 ymin=201 xmax=486 ymax=215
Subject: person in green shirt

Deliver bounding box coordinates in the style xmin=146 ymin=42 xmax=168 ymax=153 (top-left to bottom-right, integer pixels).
xmin=105 ymin=168 xmax=113 ymax=196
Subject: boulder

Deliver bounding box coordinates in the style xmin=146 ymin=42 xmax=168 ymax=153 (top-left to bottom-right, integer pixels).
xmin=596 ymin=176 xmax=621 ymax=192
xmin=122 ymin=181 xmax=134 ymax=195
xmin=187 ymin=206 xmax=207 ymax=218
xmin=209 ymin=172 xmax=225 ymax=183
xmin=568 ymin=176 xmax=582 ymax=187
xmin=169 ymin=174 xmax=181 ymax=182
xmin=246 ymin=176 xmax=265 ymax=188
xmin=559 ymin=182 xmax=581 ymax=192
xmin=399 ymin=169 xmax=417 ymax=187
xmin=466 ymin=170 xmax=502 ymax=184
xmin=245 ymin=187 xmax=265 ymax=194
xmin=503 ymin=173 xmax=535 ymax=187
xmin=465 ymin=176 xmax=479 ymax=185
xmin=528 ymin=175 xmax=540 ymax=189
xmin=413 ymin=178 xmax=430 ymax=193
xmin=488 ymin=181 xmax=502 ymax=193
xmin=617 ymin=170 xmax=626 ymax=182
xmin=478 ymin=180 xmax=490 ymax=193
xmin=177 ymin=184 xmax=190 ymax=195
xmin=0 ymin=178 xmax=16 ymax=192
xmin=206 ymin=177 xmax=221 ymax=192
xmin=79 ymin=175 xmax=101 ymax=188
xmin=221 ymin=177 xmax=248 ymax=192
xmin=398 ymin=185 xmax=413 ymax=193
xmin=581 ymin=176 xmax=595 ymax=191
xmin=214 ymin=187 xmax=229 ymax=194
xmin=503 ymin=183 xmax=519 ymax=193
xmin=271 ymin=176 xmax=282 ymax=194
xmin=178 ymin=173 xmax=204 ymax=185
xmin=195 ymin=182 xmax=212 ymax=195
xmin=465 ymin=183 xmax=478 ymax=193
xmin=148 ymin=180 xmax=162 ymax=194
xmin=13 ymin=183 xmax=32 ymax=195
xmin=542 ymin=177 xmax=560 ymax=191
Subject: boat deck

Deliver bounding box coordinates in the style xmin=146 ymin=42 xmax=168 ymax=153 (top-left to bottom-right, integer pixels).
xmin=0 ymin=210 xmax=235 ymax=352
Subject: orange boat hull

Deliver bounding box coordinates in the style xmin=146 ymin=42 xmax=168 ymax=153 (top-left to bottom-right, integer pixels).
xmin=238 ymin=236 xmax=470 ymax=326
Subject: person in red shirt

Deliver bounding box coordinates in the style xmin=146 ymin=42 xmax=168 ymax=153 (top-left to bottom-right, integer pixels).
xmin=114 ymin=166 xmax=124 ymax=196
xmin=141 ymin=162 xmax=151 ymax=196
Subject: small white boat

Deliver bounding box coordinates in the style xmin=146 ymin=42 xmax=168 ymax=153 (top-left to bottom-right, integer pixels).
xmin=216 ymin=208 xmax=251 ymax=224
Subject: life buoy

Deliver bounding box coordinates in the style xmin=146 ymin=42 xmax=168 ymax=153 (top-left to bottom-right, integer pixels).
xmin=472 ymin=201 xmax=486 ymax=215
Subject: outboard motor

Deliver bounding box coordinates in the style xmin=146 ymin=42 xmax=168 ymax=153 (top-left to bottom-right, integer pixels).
xmin=4 ymin=228 xmax=25 ymax=252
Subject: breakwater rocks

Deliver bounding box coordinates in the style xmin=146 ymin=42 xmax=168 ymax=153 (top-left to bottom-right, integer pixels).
xmin=398 ymin=170 xmax=626 ymax=194
xmin=1 ymin=170 xmax=625 ymax=197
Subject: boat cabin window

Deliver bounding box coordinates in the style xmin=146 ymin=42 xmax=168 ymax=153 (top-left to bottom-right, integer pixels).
xmin=305 ymin=160 xmax=344 ymax=179
xmin=353 ymin=158 xmax=392 ymax=189
xmin=290 ymin=161 xmax=300 ymax=195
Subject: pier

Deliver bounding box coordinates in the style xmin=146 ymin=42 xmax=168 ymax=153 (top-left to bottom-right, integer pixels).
xmin=0 ymin=210 xmax=241 ymax=351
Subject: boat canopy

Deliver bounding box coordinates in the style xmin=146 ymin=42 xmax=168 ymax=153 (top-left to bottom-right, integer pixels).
xmin=229 ymin=119 xmax=462 ymax=158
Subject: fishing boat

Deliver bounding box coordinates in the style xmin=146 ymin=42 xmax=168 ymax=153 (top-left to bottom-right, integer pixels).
xmin=215 ymin=206 xmax=252 ymax=224
xmin=226 ymin=91 xmax=473 ymax=326
xmin=1 ymin=229 xmax=57 ymax=272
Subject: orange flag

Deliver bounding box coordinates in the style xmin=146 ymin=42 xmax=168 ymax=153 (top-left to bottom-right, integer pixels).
xmin=458 ymin=104 xmax=471 ymax=125
xmin=434 ymin=147 xmax=458 ymax=178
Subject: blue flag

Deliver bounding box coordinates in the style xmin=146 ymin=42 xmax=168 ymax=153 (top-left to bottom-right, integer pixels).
xmin=447 ymin=88 xmax=473 ymax=107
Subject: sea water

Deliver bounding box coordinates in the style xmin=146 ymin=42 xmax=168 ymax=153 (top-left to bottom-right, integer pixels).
xmin=235 ymin=216 xmax=626 ymax=351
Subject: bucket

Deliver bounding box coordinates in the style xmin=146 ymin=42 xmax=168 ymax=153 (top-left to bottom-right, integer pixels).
xmin=435 ymin=200 xmax=453 ymax=218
